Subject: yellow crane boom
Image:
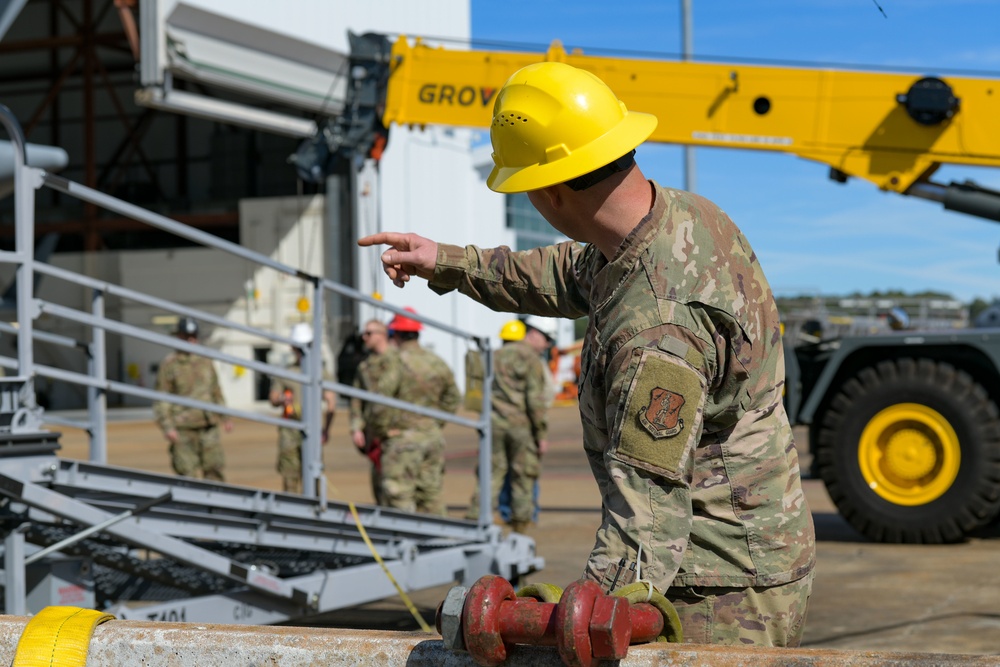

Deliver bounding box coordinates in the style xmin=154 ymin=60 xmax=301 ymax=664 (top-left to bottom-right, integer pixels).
xmin=297 ymin=32 xmax=1000 ymax=221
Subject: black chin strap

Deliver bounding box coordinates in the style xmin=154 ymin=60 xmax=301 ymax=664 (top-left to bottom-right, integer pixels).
xmin=565 ymin=150 xmax=636 ymax=191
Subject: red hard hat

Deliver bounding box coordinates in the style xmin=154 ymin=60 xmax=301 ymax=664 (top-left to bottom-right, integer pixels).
xmin=388 ymin=306 xmax=423 ymax=332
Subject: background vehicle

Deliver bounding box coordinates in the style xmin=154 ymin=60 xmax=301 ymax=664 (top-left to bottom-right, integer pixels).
xmin=296 ymin=32 xmax=1000 ymax=543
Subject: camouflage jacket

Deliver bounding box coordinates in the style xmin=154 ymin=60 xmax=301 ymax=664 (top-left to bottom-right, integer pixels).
xmin=379 ymin=340 xmax=460 ymax=434
xmin=429 ymin=181 xmax=815 ymax=590
xmin=271 ymin=362 xmax=334 ymax=423
xmin=153 ymin=351 xmax=225 ymax=431
xmin=349 ymin=347 xmax=403 ymax=439
xmin=492 ymin=340 xmax=549 ymax=441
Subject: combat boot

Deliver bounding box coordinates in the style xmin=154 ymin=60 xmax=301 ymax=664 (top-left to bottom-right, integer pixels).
xmin=509 ymin=520 xmax=530 ymax=535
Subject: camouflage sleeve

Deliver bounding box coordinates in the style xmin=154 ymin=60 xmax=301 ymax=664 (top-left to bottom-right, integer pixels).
xmin=376 ymin=355 xmax=402 ymax=396
xmin=348 ymin=361 xmax=368 ymax=432
xmin=210 ymin=362 xmax=226 ymax=408
xmin=524 ymin=352 xmax=549 ymax=442
xmin=439 ymin=361 xmax=461 ymax=415
xmin=584 ymin=325 xmax=712 ymax=592
xmin=369 ymin=354 xmax=404 ymax=434
xmin=428 ymin=242 xmax=590 ymax=319
xmin=153 ymin=359 xmax=174 ymax=433
xmin=269 ymin=376 xmax=286 ymax=405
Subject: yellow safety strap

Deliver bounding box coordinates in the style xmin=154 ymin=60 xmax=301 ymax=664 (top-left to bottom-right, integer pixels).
xmin=613 ymin=582 xmax=684 ymax=644
xmin=13 ymin=606 xmax=115 ymax=667
xmin=515 ymin=582 xmax=563 ymax=603
xmin=348 ymin=501 xmax=434 ymax=633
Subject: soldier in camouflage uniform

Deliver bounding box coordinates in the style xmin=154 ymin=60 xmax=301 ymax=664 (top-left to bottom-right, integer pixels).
xmin=268 ymin=323 xmax=337 ymax=494
xmin=466 ymin=319 xmax=550 ymax=533
xmin=349 ymin=319 xmax=399 ymax=505
xmin=377 ymin=308 xmax=460 ymax=515
xmin=154 ymin=317 xmax=232 ymax=481
xmin=497 ymin=315 xmax=559 ymax=524
xmin=360 ymin=62 xmax=815 ymax=647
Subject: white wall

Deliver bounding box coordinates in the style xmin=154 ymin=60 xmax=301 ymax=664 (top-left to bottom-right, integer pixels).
xmin=163 ymin=0 xmax=470 ymax=54
xmin=117 ymin=194 xmax=335 ymax=410
xmin=356 ymin=126 xmax=516 ymax=392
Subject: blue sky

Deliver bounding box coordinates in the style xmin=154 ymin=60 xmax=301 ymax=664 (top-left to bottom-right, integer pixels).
xmin=469 ymin=1 xmax=1000 ymax=303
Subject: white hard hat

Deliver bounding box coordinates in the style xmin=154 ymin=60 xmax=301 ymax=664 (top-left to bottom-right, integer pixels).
xmin=290 ymin=323 xmax=313 ymax=346
xmin=524 ymin=315 xmax=558 ymax=341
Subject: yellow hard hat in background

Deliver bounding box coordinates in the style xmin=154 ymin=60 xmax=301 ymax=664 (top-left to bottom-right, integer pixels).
xmin=499 ymin=319 xmax=526 ymax=342
xmin=487 ymin=61 xmax=657 ymax=193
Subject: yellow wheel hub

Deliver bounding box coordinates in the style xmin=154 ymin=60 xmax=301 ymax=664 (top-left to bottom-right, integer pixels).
xmin=858 ymin=403 xmax=960 ymax=506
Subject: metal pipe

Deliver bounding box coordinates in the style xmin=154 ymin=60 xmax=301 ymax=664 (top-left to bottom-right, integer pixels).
xmin=33 ymin=362 xmax=302 ymax=430
xmin=41 ymin=172 xmax=307 ymax=278
xmin=31 ymin=261 xmax=296 ymax=348
xmin=302 ymin=278 xmax=325 ymax=501
xmin=37 ymin=300 xmax=307 ymax=383
xmin=908 ymin=180 xmax=1000 ymax=222
xmin=0 ymin=321 xmax=81 ymax=349
xmin=134 ymin=87 xmax=318 ymax=138
xmin=907 ymin=181 xmax=946 ymax=203
xmin=88 ymin=288 xmax=107 ymax=462
xmin=478 ymin=341 xmax=494 ymax=528
xmin=24 ymin=492 xmax=171 ymax=565
xmin=3 ymin=526 xmax=28 ymax=616
xmin=681 ymin=0 xmax=697 ymax=194
xmin=0 ymin=104 xmax=41 ymax=409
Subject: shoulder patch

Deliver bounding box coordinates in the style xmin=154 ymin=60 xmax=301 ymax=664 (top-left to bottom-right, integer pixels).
xmin=615 ymin=348 xmax=706 ymax=478
xmin=639 ymin=387 xmax=686 ymax=438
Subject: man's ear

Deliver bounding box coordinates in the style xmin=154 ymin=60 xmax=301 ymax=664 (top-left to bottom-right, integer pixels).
xmin=539 ymin=184 xmax=563 ymax=209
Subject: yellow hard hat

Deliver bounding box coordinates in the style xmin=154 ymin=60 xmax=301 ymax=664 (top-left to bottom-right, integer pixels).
xmin=499 ymin=319 xmax=526 ymax=342
xmin=487 ymin=62 xmax=657 ymax=193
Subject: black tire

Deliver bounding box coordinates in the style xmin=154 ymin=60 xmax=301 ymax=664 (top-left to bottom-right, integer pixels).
xmin=815 ymin=358 xmax=1000 ymax=543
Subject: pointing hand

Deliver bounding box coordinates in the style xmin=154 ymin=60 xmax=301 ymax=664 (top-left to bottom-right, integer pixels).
xmin=358 ymin=232 xmax=438 ymax=288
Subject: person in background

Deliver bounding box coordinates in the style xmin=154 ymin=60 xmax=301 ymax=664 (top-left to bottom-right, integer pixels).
xmin=154 ymin=317 xmax=232 ymax=481
xmin=467 ymin=317 xmax=551 ymax=534
xmin=268 ymin=323 xmax=336 ymax=493
xmin=349 ymin=318 xmax=398 ymax=505
xmin=359 ymin=60 xmax=814 ymax=646
xmin=378 ymin=307 xmax=460 ymax=514
xmin=497 ymin=315 xmax=558 ymax=525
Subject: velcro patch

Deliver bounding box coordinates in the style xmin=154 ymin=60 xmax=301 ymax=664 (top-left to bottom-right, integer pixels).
xmin=615 ymin=348 xmax=706 ymax=477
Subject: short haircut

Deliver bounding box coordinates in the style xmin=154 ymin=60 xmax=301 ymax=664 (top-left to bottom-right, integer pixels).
xmin=392 ymin=330 xmax=419 ymax=342
xmin=365 ymin=319 xmax=387 ymax=334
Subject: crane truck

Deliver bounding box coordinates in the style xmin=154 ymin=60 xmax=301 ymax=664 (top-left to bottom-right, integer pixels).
xmin=295 ymin=32 xmax=1000 ymax=545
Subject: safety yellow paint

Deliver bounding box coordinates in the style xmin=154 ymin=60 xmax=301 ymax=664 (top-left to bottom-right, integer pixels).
xmin=384 ymin=36 xmax=1000 ymax=194
xmin=858 ymin=403 xmax=960 ymax=506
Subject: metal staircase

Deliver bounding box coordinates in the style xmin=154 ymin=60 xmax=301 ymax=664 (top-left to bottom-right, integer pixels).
xmin=0 ymin=104 xmax=541 ymax=624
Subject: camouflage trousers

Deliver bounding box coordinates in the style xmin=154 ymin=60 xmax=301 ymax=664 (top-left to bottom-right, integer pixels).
xmin=277 ymin=427 xmax=303 ymax=494
xmin=380 ymin=430 xmax=445 ymax=516
xmin=666 ymin=573 xmax=813 ymax=646
xmin=466 ymin=423 xmax=540 ymax=524
xmin=170 ymin=425 xmax=224 ymax=482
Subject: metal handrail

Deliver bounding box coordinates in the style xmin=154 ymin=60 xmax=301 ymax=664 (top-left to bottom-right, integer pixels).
xmin=0 ymin=102 xmax=495 ymax=524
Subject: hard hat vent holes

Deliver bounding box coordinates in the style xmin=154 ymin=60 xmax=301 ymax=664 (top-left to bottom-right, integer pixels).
xmin=493 ymin=113 xmax=528 ymax=127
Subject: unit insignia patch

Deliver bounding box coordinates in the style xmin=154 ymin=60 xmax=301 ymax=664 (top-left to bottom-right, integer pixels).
xmin=639 ymin=387 xmax=686 ymax=438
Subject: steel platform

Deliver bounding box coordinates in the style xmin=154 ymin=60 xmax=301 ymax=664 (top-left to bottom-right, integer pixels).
xmin=0 ymin=432 xmax=541 ymax=623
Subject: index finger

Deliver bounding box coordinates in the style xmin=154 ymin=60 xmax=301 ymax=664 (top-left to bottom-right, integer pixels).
xmin=358 ymin=232 xmax=409 ymax=248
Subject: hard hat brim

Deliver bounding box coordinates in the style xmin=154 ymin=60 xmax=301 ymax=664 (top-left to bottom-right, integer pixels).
xmin=486 ymin=111 xmax=657 ymax=194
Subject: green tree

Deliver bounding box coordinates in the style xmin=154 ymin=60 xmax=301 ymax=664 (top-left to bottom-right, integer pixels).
xmin=969 ymin=298 xmax=991 ymax=320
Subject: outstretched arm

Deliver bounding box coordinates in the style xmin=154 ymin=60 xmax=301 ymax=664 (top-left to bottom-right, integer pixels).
xmin=357 ymin=232 xmax=438 ymax=288
xmin=361 ymin=232 xmax=590 ymax=320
